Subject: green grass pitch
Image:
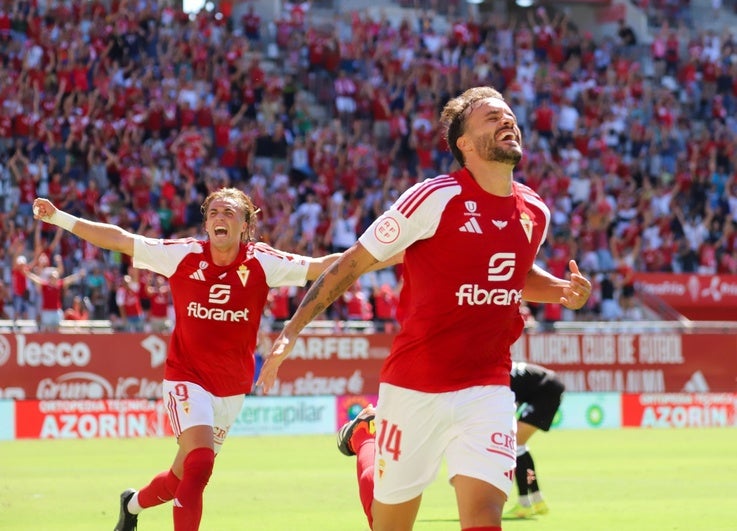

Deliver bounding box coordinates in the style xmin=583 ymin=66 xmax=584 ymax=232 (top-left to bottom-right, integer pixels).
xmin=1 ymin=427 xmax=735 ymax=530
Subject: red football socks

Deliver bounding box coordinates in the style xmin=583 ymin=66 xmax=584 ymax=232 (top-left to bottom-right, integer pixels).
xmin=172 ymin=447 xmax=215 ymax=531
xmin=349 ymin=421 xmax=375 ymax=454
xmin=137 ymin=469 xmax=181 ymax=508
xmin=355 ymin=438 xmax=376 ymax=529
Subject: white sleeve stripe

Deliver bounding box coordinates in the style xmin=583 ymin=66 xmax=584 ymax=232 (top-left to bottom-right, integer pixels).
xmin=254 ymin=242 xmax=289 ymax=258
xmin=395 ymin=176 xmax=456 ymax=218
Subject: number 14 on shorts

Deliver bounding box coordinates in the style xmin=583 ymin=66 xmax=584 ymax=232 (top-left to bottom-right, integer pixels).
xmin=377 ymin=419 xmax=403 ymax=461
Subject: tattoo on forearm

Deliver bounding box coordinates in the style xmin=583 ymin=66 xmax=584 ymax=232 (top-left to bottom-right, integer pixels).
xmin=302 ymin=261 xmax=359 ymax=323
xmin=330 ymin=275 xmax=356 ymax=300
xmin=310 ymin=303 xmax=326 ymax=319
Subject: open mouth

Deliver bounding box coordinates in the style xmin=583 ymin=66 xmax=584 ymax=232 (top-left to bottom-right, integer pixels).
xmin=497 ymin=130 xmax=518 ymax=142
xmin=213 ymin=226 xmax=228 ymax=236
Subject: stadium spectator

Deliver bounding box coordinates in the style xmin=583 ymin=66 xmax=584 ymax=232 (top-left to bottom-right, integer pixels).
xmin=242 ymin=5 xmax=262 ymax=42
xmin=63 ymin=295 xmax=91 ymax=321
xmin=371 ymin=282 xmax=400 ymax=333
xmin=146 ymin=273 xmax=172 ymax=333
xmin=616 ymin=18 xmax=638 ymax=57
xmin=342 ymin=280 xmax=373 ymax=321
xmin=257 ymin=86 xmax=591 ymax=531
xmin=0 ymin=0 xmax=735 ymax=327
xmin=0 ymin=279 xmax=9 ymax=319
xmin=10 ymin=254 xmax=31 ymax=322
xmin=327 ymin=200 xmax=362 ymax=253
xmin=599 ymin=271 xmax=624 ymax=321
xmin=267 ymin=285 xmax=296 ymax=325
xmin=31 ymin=188 xmax=348 ymax=531
xmin=116 ymin=271 xmax=145 ymax=332
xmin=24 ymin=266 xmax=85 ymax=332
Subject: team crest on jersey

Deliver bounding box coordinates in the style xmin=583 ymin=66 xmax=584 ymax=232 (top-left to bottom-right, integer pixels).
xmin=237 ymin=264 xmax=250 ymax=286
xmin=464 ymin=201 xmax=478 ymax=213
xmin=520 ymin=212 xmax=533 ymax=243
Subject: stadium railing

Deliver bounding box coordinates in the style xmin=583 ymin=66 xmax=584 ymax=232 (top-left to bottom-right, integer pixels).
xmin=0 ymin=319 xmax=39 ymax=333
xmin=59 ymin=320 xmax=114 ymax=333
xmin=0 ymin=319 xmax=114 ymax=333
xmin=272 ymin=319 xmax=377 ymax=334
xmin=551 ymin=320 xmax=737 ymax=333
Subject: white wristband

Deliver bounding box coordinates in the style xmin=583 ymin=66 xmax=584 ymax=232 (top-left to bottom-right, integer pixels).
xmin=48 ymin=210 xmax=78 ymax=232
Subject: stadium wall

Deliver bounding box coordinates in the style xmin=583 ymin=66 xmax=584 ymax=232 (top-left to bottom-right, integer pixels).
xmin=1 ymin=330 xmax=736 ymax=400
xmin=2 ymin=328 xmax=735 ymax=440
xmin=2 ymin=392 xmax=736 ymax=440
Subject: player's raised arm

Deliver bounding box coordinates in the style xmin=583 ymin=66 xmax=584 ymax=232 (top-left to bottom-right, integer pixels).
xmin=32 ymin=198 xmax=138 ymax=256
xmin=304 ymin=250 xmax=404 ymax=281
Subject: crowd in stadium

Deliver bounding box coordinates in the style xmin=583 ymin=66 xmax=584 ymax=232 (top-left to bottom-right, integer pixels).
xmin=0 ymin=0 xmax=736 ymax=331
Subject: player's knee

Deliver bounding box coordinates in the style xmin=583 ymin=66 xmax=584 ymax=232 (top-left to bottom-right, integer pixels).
xmin=183 ymin=447 xmax=215 ymax=486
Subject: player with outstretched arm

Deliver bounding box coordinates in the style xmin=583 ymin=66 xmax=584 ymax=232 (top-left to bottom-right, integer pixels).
xmin=34 ymin=188 xmax=344 ymax=531
xmin=256 ymin=86 xmax=591 ymax=531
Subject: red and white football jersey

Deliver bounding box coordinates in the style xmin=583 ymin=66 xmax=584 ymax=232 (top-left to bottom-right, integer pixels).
xmin=133 ymin=239 xmax=310 ymax=396
xmin=360 ymin=168 xmax=550 ymax=392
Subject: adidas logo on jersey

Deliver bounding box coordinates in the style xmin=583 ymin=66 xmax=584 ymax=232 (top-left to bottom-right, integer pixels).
xmin=189 ymin=269 xmax=206 ymax=281
xmin=459 ymin=218 xmax=483 ymax=234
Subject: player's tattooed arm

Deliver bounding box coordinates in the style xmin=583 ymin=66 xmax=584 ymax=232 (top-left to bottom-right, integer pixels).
xmin=302 ymin=254 xmax=368 ymax=322
xmin=277 ymin=247 xmax=369 ymax=337
xmin=258 ymin=245 xmax=386 ymax=393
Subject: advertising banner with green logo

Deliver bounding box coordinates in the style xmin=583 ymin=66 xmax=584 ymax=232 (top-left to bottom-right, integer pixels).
xmin=551 ymin=392 xmax=622 ymax=429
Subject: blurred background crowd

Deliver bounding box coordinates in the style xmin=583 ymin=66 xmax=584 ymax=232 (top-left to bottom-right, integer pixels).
xmin=1 ymin=0 xmax=736 ymax=332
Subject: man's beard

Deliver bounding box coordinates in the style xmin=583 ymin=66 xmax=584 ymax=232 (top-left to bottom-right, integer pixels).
xmin=474 ymin=135 xmax=523 ymax=166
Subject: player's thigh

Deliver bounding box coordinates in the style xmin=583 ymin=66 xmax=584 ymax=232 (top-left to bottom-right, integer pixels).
xmin=445 ymin=386 xmax=517 ymax=498
xmin=373 ymin=384 xmax=453 ymax=505
xmin=163 ymin=380 xmax=216 ymax=438
xmin=162 ymin=380 xmax=244 ymax=450
xmin=453 ymin=475 xmax=508 ymax=528
xmin=372 ymin=497 xmax=423 ymax=531
xmin=211 ymin=393 xmax=245 ymax=452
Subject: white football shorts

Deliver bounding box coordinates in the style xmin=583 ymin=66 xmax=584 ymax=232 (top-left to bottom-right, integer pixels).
xmin=373 ymin=383 xmax=517 ymax=504
xmin=162 ymin=379 xmax=244 ymax=453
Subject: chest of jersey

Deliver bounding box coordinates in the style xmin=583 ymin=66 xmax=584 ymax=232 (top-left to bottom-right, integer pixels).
xmin=411 ymin=188 xmax=545 ymax=291
xmin=171 ymin=254 xmax=268 ymax=324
